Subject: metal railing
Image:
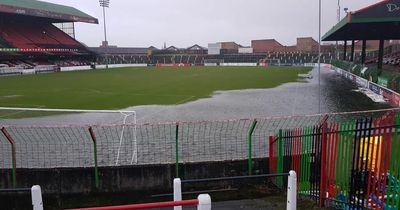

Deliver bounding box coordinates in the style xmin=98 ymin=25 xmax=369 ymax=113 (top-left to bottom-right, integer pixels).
xmin=173 ymin=171 xmax=297 ymax=210
xmin=269 ymin=111 xmax=400 ymax=209
xmin=1 ymin=108 xmax=399 ymax=190
xmin=68 ymin=194 xmax=211 ymax=210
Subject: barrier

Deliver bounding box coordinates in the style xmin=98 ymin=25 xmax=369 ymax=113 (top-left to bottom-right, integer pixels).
xmin=60 ymin=66 xmax=92 ymax=72
xmin=219 ymin=63 xmax=257 ymax=67
xmin=269 ymin=112 xmax=400 ymax=209
xmin=0 ymin=68 xmax=24 ymax=76
xmin=287 ymin=171 xmax=297 ymax=210
xmin=173 ymin=171 xmax=297 ymax=210
xmin=22 ymin=69 xmax=36 ymax=75
xmin=34 ymin=65 xmax=57 ymax=73
xmin=68 ymin=194 xmax=211 ymax=210
xmin=155 ymin=64 xmax=192 ymax=67
xmin=95 ymin=64 xmax=147 ymax=69
xmin=304 ymin=63 xmax=331 ymax=67
xmin=0 ymin=185 xmax=43 ymax=210
xmin=31 ymin=185 xmax=43 ymax=210
xmin=333 ymin=65 xmax=400 ymax=107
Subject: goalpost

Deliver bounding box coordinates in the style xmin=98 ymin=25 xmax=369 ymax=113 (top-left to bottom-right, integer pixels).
xmin=203 ymin=58 xmax=224 ymax=66
xmin=0 ymin=107 xmax=138 ymax=167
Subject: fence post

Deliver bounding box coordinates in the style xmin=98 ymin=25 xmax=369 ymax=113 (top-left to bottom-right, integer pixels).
xmin=269 ymin=136 xmax=274 ymax=174
xmin=31 ymin=185 xmax=43 ymax=210
xmin=1 ymin=127 xmax=17 ymax=188
xmin=248 ymin=120 xmax=258 ymax=176
xmin=277 ymin=129 xmax=284 ymax=187
xmin=319 ymin=116 xmax=328 ymax=207
xmin=175 ymin=123 xmax=180 ymax=178
xmin=287 ymin=170 xmax=297 ymax=210
xmin=88 ymin=127 xmax=100 ymax=189
xmin=173 ymin=178 xmax=182 ymax=210
xmin=197 ymin=194 xmax=211 ymax=210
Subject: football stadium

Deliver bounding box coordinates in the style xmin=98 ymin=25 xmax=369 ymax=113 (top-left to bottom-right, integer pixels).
xmin=0 ymin=0 xmax=400 ymax=209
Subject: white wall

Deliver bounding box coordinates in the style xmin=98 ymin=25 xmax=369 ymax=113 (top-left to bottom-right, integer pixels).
xmin=208 ymin=43 xmax=222 ymax=55
xmin=238 ymin=47 xmax=253 ymax=54
xmin=60 ymin=66 xmax=92 ymax=72
xmin=95 ymin=64 xmax=148 ymax=69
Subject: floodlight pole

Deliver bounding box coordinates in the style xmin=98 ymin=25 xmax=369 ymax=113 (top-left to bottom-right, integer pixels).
xmin=100 ymin=0 xmax=110 ymax=69
xmin=336 ymin=0 xmax=340 ymax=60
xmin=318 ymin=0 xmax=322 ymax=114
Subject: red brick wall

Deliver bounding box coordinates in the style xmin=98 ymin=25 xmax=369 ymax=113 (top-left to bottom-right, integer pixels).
xmin=297 ymin=37 xmax=318 ymax=52
xmin=251 ymin=39 xmax=283 ymax=53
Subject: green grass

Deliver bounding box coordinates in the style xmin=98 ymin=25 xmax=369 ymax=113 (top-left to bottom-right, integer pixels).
xmin=0 ymin=66 xmax=311 ymax=110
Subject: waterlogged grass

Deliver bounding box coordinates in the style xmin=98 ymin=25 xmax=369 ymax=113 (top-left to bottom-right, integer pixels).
xmin=0 ymin=66 xmax=311 ymax=110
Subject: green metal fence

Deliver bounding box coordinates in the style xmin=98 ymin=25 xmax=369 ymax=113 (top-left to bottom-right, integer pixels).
xmin=0 ymin=108 xmax=398 ymax=195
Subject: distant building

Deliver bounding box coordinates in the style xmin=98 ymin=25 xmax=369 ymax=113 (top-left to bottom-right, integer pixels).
xmin=147 ymin=46 xmax=159 ymax=56
xmin=296 ymin=37 xmax=318 ymax=52
xmin=208 ymin=42 xmax=240 ymax=55
xmin=238 ymin=47 xmax=253 ymax=54
xmin=220 ymin=42 xmax=240 ymax=54
xmin=149 ymin=44 xmax=207 ymax=55
xmin=208 ymin=43 xmax=222 ymax=55
xmin=251 ymin=39 xmax=283 ymax=53
xmin=186 ymin=44 xmax=207 ymax=54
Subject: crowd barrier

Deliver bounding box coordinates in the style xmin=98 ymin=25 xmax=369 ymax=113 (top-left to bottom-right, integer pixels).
xmin=69 ymin=194 xmax=211 ymax=210
xmin=173 ymin=171 xmax=297 ymax=210
xmin=333 ymin=65 xmax=400 ymax=107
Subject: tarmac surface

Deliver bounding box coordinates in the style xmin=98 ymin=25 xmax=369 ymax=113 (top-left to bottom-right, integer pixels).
xmin=149 ymin=196 xmax=324 ymax=210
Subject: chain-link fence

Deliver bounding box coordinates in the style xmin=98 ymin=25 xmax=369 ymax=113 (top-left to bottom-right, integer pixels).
xmin=0 ymin=108 xmax=397 ymax=170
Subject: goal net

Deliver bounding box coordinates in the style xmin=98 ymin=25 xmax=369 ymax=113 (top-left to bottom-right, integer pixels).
xmin=0 ymin=107 xmax=137 ymax=168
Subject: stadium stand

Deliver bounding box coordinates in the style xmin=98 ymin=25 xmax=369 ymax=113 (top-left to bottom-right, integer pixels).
xmin=2 ymin=0 xmax=397 ymax=74
xmin=0 ymin=17 xmax=84 ymax=52
xmin=265 ymin=52 xmax=333 ymax=65
xmin=0 ymin=0 xmax=98 ymax=75
xmin=89 ymin=43 xmax=400 ymax=69
xmin=222 ymin=54 xmax=267 ymax=63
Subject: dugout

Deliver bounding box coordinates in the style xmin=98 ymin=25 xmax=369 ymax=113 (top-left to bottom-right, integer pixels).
xmin=322 ymin=0 xmax=400 ymax=69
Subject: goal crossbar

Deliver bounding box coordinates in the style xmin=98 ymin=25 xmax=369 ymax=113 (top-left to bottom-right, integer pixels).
xmin=0 ymin=107 xmax=136 ymax=115
xmin=0 ymin=106 xmax=138 ymax=165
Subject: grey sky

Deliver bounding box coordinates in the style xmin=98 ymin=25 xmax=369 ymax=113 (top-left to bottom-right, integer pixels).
xmin=42 ymin=0 xmax=378 ymax=48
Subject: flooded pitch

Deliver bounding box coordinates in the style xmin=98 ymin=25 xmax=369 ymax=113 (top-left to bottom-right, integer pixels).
xmin=131 ymin=66 xmax=391 ymax=124
xmin=1 ymin=67 xmax=392 ymax=125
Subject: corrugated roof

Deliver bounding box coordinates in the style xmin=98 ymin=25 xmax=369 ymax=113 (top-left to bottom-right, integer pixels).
xmin=322 ymin=0 xmax=400 ymax=41
xmin=0 ymin=0 xmax=98 ymax=23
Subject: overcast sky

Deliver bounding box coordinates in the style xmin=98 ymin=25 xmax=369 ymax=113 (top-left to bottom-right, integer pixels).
xmin=42 ymin=0 xmax=379 ymax=48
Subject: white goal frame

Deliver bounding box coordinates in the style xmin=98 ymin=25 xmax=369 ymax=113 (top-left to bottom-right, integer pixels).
xmin=0 ymin=107 xmax=138 ymax=165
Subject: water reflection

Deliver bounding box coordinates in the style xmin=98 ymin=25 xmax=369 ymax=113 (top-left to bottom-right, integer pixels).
xmin=132 ymin=67 xmax=391 ymax=123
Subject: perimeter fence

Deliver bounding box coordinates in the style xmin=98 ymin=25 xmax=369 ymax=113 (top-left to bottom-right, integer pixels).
xmin=269 ymin=110 xmax=400 ymax=209
xmin=1 ymin=108 xmax=397 ymax=176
